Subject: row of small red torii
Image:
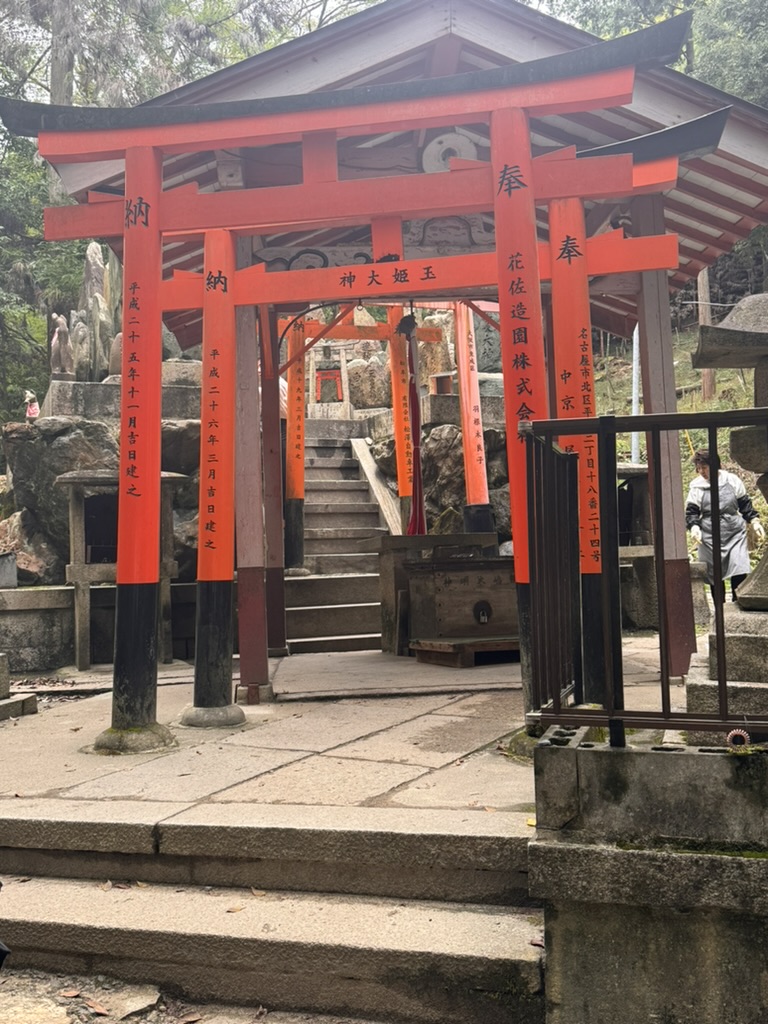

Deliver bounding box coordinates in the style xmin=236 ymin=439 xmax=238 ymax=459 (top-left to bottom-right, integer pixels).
xmin=39 ymin=67 xmax=677 ymax=676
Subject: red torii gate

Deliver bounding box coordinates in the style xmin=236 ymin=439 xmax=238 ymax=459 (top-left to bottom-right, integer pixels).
xmin=1 ymin=15 xmax=695 ymax=747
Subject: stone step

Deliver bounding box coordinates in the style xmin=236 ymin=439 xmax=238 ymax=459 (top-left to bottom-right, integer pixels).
xmin=305 ymin=437 xmax=352 ymax=453
xmin=305 ymin=511 xmax=382 ymax=531
xmin=0 ymin=803 xmax=534 ymax=906
xmin=0 ymin=875 xmax=543 ymax=1023
xmin=287 ymin=632 xmax=382 ymax=654
xmin=304 ymin=501 xmax=380 ymax=516
xmin=306 ymin=454 xmax=357 ymax=469
xmin=0 ymin=692 xmax=37 ymax=721
xmin=287 ymin=602 xmax=381 ymax=639
xmin=304 ymin=528 xmax=387 ymax=555
xmin=305 ymin=480 xmax=371 ymax=502
xmin=305 ymin=460 xmax=361 ymax=480
xmin=284 ymin=572 xmax=380 ymax=606
xmin=304 ymin=552 xmax=380 ymax=574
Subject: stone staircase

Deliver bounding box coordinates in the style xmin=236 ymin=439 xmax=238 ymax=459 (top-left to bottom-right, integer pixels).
xmin=285 ymin=435 xmax=388 ymax=655
xmin=0 ymin=805 xmax=544 ymax=1023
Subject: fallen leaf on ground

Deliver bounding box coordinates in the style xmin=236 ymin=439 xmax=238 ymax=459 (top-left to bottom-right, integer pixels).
xmin=84 ymin=998 xmax=110 ymax=1015
xmin=99 ymin=880 xmax=113 ymax=890
xmin=59 ymin=989 xmax=81 ymax=998
xmin=135 ymin=880 xmax=150 ymax=888
xmin=250 ymin=889 xmax=266 ymax=897
xmin=227 ymin=905 xmax=245 ymax=913
xmin=180 ymin=1016 xmax=202 ymax=1023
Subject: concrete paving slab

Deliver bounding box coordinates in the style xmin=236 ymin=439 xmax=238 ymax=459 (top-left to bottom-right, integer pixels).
xmin=430 ymin=689 xmax=524 ymax=720
xmin=214 ymin=754 xmax=427 ymax=806
xmin=0 ymin=696 xmax=165 ymax=797
xmin=0 ymin=798 xmax=192 ymax=853
xmin=386 ymin=747 xmax=536 ymax=813
xmin=221 ymin=694 xmax=459 ymax=753
xmin=272 ymin=649 xmax=521 ymax=698
xmin=58 ymin=743 xmax=310 ymax=802
xmin=330 ymin=712 xmax=517 ymax=769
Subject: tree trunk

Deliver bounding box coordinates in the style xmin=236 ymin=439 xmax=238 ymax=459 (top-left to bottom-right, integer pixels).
xmin=698 ymin=267 xmax=717 ymax=400
xmin=48 ymin=0 xmax=75 ymax=200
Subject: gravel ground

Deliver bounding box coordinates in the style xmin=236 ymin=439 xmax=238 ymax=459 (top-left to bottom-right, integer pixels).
xmin=0 ymin=967 xmax=384 ymax=1024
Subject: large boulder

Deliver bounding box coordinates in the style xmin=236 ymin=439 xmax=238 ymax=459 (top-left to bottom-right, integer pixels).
xmin=162 ymin=419 xmax=201 ymax=476
xmin=0 ymin=509 xmax=65 ymax=584
xmin=1 ymin=417 xmax=119 ymax=559
xmin=421 ymin=423 xmax=466 ymax=522
xmin=173 ymin=508 xmax=199 ymax=581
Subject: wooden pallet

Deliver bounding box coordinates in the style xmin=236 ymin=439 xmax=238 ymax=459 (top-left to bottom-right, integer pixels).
xmin=409 ymin=636 xmax=519 ymax=668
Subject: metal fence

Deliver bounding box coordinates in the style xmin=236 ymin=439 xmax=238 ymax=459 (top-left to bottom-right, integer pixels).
xmin=523 ymin=409 xmax=768 ymax=747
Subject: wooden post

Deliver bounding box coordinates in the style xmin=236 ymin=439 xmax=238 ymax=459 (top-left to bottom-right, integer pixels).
xmin=234 ymin=239 xmax=269 ymax=704
xmin=698 ymin=267 xmax=716 ymax=401
xmin=633 ymin=193 xmax=696 ymax=675
xmin=97 ymin=145 xmax=173 ymax=751
xmin=182 ymin=229 xmax=244 ymax=727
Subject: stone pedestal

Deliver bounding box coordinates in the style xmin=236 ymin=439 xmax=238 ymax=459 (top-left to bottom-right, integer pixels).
xmin=531 ymin=727 xmax=768 ymax=1024
xmin=707 ymin=602 xmax=768 ymax=681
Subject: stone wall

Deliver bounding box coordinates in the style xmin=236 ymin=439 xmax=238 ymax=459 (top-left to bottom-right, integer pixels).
xmin=530 ymin=727 xmax=768 ymax=1024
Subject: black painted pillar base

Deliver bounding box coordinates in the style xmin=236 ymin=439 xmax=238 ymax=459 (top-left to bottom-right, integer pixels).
xmin=94 ymin=582 xmax=174 ymax=752
xmin=285 ymin=498 xmax=305 ymax=569
xmin=581 ymin=572 xmax=606 ymax=705
xmin=181 ymin=579 xmax=244 ymax=727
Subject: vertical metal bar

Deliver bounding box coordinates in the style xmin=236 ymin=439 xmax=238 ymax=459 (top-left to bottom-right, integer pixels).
xmin=524 ymin=427 xmax=541 ymax=711
xmin=650 ymin=428 xmax=671 ymax=719
xmin=543 ymin=433 xmax=561 ymax=715
xmin=708 ymin=428 xmax=728 ymax=718
xmin=598 ymin=417 xmax=625 ymax=747
xmin=567 ymin=452 xmax=584 ymax=705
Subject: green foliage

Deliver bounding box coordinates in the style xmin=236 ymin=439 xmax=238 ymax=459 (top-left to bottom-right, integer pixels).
xmin=0 ymin=130 xmax=85 ymax=439
xmin=539 ymin=0 xmax=768 ymax=107
xmin=0 ymin=0 xmax=385 ymax=106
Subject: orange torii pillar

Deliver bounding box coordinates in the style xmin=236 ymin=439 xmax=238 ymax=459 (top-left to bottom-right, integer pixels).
xmin=387 ymin=305 xmax=414 ymax=524
xmin=284 ymin=316 xmax=306 ymax=569
xmin=95 ymin=146 xmax=173 ymax=753
xmin=455 ymin=302 xmax=495 ymax=537
xmin=549 ymin=198 xmax=604 ymax=704
xmin=491 ymin=106 xmax=549 ymax=696
xmin=180 ymin=230 xmax=245 ymax=727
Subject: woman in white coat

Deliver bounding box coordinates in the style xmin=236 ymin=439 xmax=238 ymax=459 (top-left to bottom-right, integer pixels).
xmin=685 ymin=449 xmax=765 ymax=601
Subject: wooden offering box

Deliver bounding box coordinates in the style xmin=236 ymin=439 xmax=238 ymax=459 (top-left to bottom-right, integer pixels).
xmin=407 ymin=558 xmax=519 ymax=667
